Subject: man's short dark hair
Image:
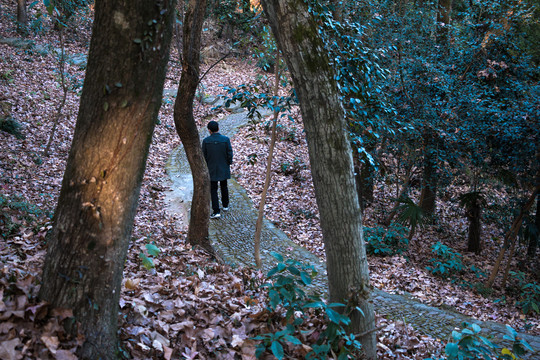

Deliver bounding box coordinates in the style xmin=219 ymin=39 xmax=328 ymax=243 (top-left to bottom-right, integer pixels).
xmin=207 ymin=121 xmax=219 ymax=132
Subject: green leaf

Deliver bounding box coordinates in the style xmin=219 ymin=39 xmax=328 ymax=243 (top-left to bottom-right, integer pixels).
xmin=287 ymin=265 xmax=300 ymax=276
xmin=445 ymin=343 xmax=459 ymax=359
xmin=114 ymin=82 xmax=123 ymax=88
xmin=139 ymin=252 xmax=154 ymax=270
xmin=267 ymin=266 xmax=279 ymax=277
xmin=326 ymin=308 xmax=344 ymax=324
xmin=472 ymin=323 xmax=481 ymax=333
xmin=270 ymin=340 xmax=284 ymax=359
xmin=269 ymin=290 xmax=280 ymax=309
xmin=271 ymin=252 xmax=284 ymax=262
xmin=103 ymin=102 xmax=109 ymax=111
xmin=146 ymin=243 xmax=160 ymax=257
xmin=300 ymin=271 xmax=312 ymax=285
xmin=519 ymin=339 xmax=534 ymax=352
xmin=255 ymin=344 xmax=266 ymax=359
xmin=505 ymin=325 xmax=518 ymax=339
xmin=133 ymin=38 xmax=142 ymax=44
xmin=303 ymin=301 xmax=325 ymax=309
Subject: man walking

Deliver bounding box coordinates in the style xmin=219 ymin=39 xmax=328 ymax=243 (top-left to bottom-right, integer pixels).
xmin=202 ymin=121 xmax=233 ymax=219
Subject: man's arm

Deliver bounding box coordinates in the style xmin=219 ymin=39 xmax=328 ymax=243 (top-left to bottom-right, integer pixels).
xmin=226 ymin=138 xmax=233 ymax=165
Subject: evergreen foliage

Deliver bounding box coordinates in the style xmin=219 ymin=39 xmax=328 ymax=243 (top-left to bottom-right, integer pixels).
xmin=365 ymin=223 xmax=408 ymax=256
xmin=438 ymin=322 xmax=534 ymax=360
xmin=254 ymin=252 xmax=364 ymax=360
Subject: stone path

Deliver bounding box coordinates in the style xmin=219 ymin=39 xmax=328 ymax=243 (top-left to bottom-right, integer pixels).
xmin=164 ymin=101 xmax=539 ymax=357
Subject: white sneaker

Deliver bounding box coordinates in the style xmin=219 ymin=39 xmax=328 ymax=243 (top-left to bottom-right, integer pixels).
xmin=223 ymin=207 xmax=229 ymax=211
xmin=210 ymin=213 xmax=221 ymax=219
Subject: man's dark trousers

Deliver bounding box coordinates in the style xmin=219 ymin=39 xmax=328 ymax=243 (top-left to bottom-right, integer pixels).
xmin=211 ymin=180 xmax=229 ymax=214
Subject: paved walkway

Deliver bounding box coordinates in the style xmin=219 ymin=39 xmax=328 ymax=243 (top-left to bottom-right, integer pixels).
xmin=164 ymin=101 xmax=539 ymax=357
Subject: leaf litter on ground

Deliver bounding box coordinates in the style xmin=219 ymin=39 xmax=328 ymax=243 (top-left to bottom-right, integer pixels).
xmin=0 ymin=2 xmax=537 ymax=359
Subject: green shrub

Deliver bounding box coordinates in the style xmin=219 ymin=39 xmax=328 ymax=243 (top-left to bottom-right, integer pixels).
xmin=279 ymin=157 xmax=305 ymax=180
xmin=0 ymin=117 xmax=25 ymax=139
xmin=510 ymin=271 xmax=540 ymax=315
xmin=0 ymin=70 xmax=14 ymax=83
xmin=426 ymin=242 xmax=465 ymax=278
xmin=440 ymin=322 xmax=533 ymax=360
xmin=364 ymin=223 xmax=408 ymax=256
xmin=254 ymin=252 xmax=363 ymax=360
xmin=0 ymin=194 xmax=48 ymax=240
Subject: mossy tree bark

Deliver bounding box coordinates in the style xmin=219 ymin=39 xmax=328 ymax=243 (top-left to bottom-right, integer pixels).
xmin=173 ymin=0 xmax=214 ymax=253
xmin=38 ymin=0 xmax=176 ymax=358
xmin=260 ymin=1 xmax=377 ymax=358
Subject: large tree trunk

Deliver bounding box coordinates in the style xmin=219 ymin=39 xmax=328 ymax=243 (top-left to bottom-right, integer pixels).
xmin=260 ymin=1 xmax=377 ymax=358
xmin=38 ymin=0 xmax=176 ymax=358
xmin=173 ymin=0 xmax=213 ymax=253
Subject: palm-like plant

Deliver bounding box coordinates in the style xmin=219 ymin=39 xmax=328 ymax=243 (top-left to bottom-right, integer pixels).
xmin=396 ymin=196 xmax=428 ymax=242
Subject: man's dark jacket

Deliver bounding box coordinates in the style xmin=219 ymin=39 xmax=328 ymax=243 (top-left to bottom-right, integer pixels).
xmin=202 ymin=132 xmax=233 ymax=181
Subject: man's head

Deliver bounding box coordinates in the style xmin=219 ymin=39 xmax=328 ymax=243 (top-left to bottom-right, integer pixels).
xmin=207 ymin=121 xmax=219 ymax=133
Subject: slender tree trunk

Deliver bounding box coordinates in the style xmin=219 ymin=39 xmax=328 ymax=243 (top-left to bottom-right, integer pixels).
xmin=436 ymin=0 xmax=452 ymax=44
xmin=44 ymin=25 xmax=68 ymax=158
xmin=501 ymin=232 xmax=518 ymax=289
xmin=173 ymin=0 xmax=214 ymax=253
xmin=260 ymin=1 xmax=377 ymax=357
xmin=419 ymin=129 xmax=438 ymax=216
xmin=254 ymin=53 xmax=280 ymax=268
xmin=38 ymin=0 xmax=176 ymax=358
xmin=329 ymin=0 xmax=343 ymax=22
xmin=466 ymin=197 xmax=482 ymax=254
xmin=354 ymin=143 xmax=375 ymax=213
xmin=382 ymin=162 xmax=413 ymax=226
xmin=17 ymin=0 xmax=27 ymax=35
xmin=486 ymin=184 xmax=540 ymax=288
xmin=527 ymin=193 xmax=539 ymax=259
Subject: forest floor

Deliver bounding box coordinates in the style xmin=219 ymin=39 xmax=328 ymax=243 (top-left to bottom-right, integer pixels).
xmin=0 ymin=2 xmax=538 ymax=359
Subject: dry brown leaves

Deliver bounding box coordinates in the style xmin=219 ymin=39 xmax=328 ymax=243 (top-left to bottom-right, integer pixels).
xmin=0 ymin=1 xmax=537 ymax=359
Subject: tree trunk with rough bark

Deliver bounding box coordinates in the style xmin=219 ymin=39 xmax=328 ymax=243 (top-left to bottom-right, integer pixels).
xmin=260 ymin=1 xmax=377 ymax=358
xmin=173 ymin=0 xmax=214 ymax=253
xmin=38 ymin=0 xmax=176 ymax=358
